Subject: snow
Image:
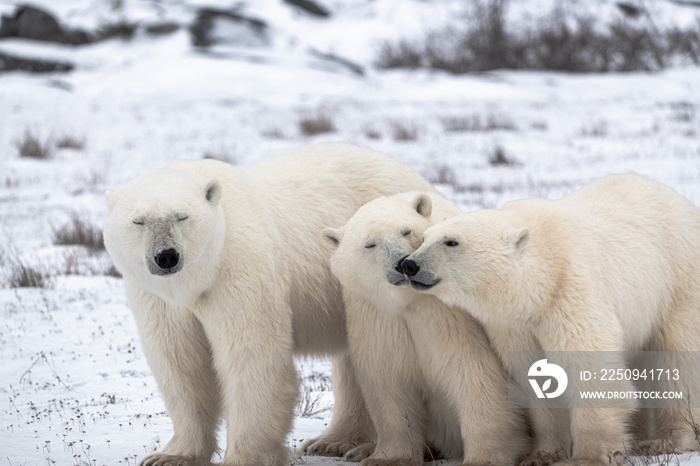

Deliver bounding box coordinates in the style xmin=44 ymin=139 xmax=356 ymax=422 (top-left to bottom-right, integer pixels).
xmin=1 ymin=0 xmax=700 ymax=465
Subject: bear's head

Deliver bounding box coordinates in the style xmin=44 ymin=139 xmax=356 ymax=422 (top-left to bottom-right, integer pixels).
xmin=322 ymin=192 xmax=434 ymax=312
xmin=402 ymin=210 xmax=531 ymax=325
xmin=103 ymin=167 xmax=225 ymax=304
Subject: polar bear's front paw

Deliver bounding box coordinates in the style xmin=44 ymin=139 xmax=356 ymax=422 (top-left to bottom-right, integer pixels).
xmin=139 ymin=453 xmax=211 ymax=466
xmin=633 ymin=438 xmax=679 ymax=456
xmin=300 ymin=437 xmax=364 ymax=457
xmin=344 ymin=442 xmax=376 ymax=462
xmin=519 ymin=449 xmax=567 ymax=466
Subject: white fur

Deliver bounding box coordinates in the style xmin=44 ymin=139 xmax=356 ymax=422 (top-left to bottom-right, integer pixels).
xmin=324 ymin=192 xmax=530 ymax=466
xmin=407 ymin=174 xmax=700 ymax=465
xmin=103 ymin=143 xmax=437 ymax=466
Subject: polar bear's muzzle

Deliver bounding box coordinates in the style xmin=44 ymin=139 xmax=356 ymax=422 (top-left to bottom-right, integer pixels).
xmin=148 ymin=247 xmax=184 ymax=275
xmin=401 ymin=258 xmax=440 ymax=291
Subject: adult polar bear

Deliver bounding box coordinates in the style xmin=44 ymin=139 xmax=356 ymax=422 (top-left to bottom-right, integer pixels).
xmin=402 ymin=174 xmax=700 ymax=465
xmin=103 ymin=143 xmax=436 ymax=466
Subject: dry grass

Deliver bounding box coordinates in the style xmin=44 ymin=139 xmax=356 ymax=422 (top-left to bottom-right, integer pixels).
xmin=16 ymin=130 xmax=53 ymax=160
xmin=488 ymin=145 xmax=517 ymax=166
xmin=299 ymin=112 xmax=335 ymax=136
xmin=363 ymin=126 xmax=382 ymax=140
xmin=425 ymin=163 xmax=459 ymax=188
xmin=261 ymin=126 xmax=285 ymax=139
xmin=7 ymin=258 xmax=50 ymax=288
xmin=391 ymin=121 xmax=420 ymax=141
xmin=670 ymin=102 xmax=695 ymax=123
xmin=56 ymin=135 xmax=86 ymax=150
xmin=104 ymin=264 xmax=122 ymax=278
xmin=442 ymin=113 xmax=517 ymax=132
xmin=62 ymin=251 xmax=118 ymax=277
xmin=374 ymin=40 xmax=423 ymax=69
xmin=580 ymin=120 xmax=609 ymax=137
xmin=52 ymin=213 xmax=105 ymax=251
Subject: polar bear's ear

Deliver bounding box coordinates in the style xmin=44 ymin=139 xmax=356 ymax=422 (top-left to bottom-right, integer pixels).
xmin=322 ymin=227 xmax=343 ymax=249
xmin=105 ymin=190 xmax=117 ymax=210
xmin=412 ymin=193 xmax=432 ymax=218
xmin=205 ymin=179 xmax=223 ymax=206
xmin=503 ymin=227 xmax=530 ymax=253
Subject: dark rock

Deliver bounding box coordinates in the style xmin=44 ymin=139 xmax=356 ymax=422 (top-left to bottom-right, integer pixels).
xmin=0 ymin=4 xmax=91 ymax=44
xmin=283 ymin=0 xmax=331 ymax=18
xmin=145 ymin=22 xmax=180 ymax=36
xmin=0 ymin=51 xmax=73 ymax=73
xmin=616 ymin=2 xmax=644 ymax=18
xmin=309 ymin=49 xmax=365 ymax=76
xmin=190 ymin=8 xmax=268 ymax=47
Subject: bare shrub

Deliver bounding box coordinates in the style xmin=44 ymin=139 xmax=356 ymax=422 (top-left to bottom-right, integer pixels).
xmin=16 ymin=130 xmax=53 ymax=160
xmin=374 ymin=40 xmax=423 ymax=69
xmin=670 ymin=102 xmax=695 ymax=123
xmin=52 ymin=213 xmax=105 ymax=251
xmin=391 ymin=121 xmax=419 ymax=141
xmin=56 ymin=135 xmax=86 ymax=150
xmin=296 ymin=383 xmax=330 ymax=418
xmin=299 ymin=112 xmax=335 ymax=136
xmin=363 ymin=126 xmax=382 ymax=140
xmin=375 ymin=0 xmax=700 ymax=73
xmin=665 ymin=23 xmax=700 ymax=65
xmin=424 ymin=163 xmax=459 ymax=190
xmin=296 ymin=369 xmax=331 ymax=418
xmin=488 ymin=145 xmax=516 ymax=166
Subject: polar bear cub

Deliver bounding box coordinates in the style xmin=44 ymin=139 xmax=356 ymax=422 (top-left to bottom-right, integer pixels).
xmin=323 ymin=192 xmax=530 ymax=466
xmin=403 ymin=174 xmax=700 ymax=465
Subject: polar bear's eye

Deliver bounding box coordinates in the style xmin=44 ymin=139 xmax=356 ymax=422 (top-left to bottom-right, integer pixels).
xmin=400 ymin=228 xmax=412 ymax=236
xmin=133 ymin=218 xmax=145 ymax=225
xmin=364 ymin=241 xmax=377 ymax=249
xmin=445 ymin=240 xmax=459 ymax=247
xmin=176 ymin=214 xmax=189 ymax=222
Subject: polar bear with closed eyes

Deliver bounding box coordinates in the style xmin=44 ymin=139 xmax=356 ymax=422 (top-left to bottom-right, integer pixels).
xmin=103 ymin=143 xmax=438 ymax=466
xmin=323 ymin=192 xmax=530 ymax=466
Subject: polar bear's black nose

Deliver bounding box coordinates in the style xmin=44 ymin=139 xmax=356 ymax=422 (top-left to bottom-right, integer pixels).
xmin=395 ymin=256 xmax=408 ymax=274
xmin=401 ymin=259 xmax=420 ymax=277
xmin=155 ymin=248 xmax=179 ymax=269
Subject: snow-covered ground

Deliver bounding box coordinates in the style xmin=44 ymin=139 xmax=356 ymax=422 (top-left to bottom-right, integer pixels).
xmin=1 ymin=1 xmax=700 ymax=465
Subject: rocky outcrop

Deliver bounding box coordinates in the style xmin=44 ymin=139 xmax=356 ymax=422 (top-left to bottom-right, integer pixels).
xmin=0 ymin=5 xmax=90 ymax=44
xmin=283 ymin=0 xmax=331 ymax=18
xmin=0 ymin=50 xmax=73 ymax=72
xmin=189 ymin=8 xmax=268 ymax=47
